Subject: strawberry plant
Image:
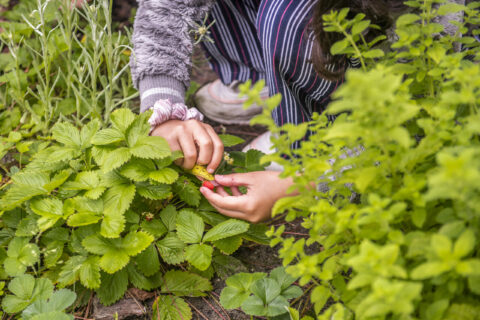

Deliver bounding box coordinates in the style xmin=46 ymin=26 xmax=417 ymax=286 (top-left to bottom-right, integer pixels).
xmin=237 ymin=0 xmax=480 ymax=319
xmin=0 ymin=108 xmax=268 ymax=317
xmin=220 ymin=267 xmax=303 ymax=319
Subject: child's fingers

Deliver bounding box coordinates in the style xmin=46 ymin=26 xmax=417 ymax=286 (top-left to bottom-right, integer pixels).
xmin=200 ymin=186 xmax=245 ymax=211
xmin=214 ymin=173 xmax=251 ymax=187
xmin=205 ymin=125 xmax=224 ymax=174
xmin=178 ymin=136 xmax=197 ymax=170
xmin=195 ymin=127 xmax=214 ymax=166
xmin=215 ymin=186 xmax=230 ymax=197
xmin=206 ymin=201 xmax=246 ymax=220
xmin=231 ymin=186 xmax=242 ymax=196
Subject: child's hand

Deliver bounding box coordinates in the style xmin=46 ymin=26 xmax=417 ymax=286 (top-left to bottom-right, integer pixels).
xmin=151 ymin=119 xmax=224 ymax=173
xmin=199 ymin=171 xmax=295 ymax=223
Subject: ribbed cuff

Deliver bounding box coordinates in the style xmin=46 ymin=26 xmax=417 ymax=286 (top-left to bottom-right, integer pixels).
xmin=138 ymin=75 xmax=186 ymax=113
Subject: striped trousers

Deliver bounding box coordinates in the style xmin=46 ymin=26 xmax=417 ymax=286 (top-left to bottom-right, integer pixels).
xmin=202 ymin=0 xmax=343 ymax=137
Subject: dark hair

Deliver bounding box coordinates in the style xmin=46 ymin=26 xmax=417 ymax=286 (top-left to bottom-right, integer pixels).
xmin=311 ymin=0 xmax=405 ymax=81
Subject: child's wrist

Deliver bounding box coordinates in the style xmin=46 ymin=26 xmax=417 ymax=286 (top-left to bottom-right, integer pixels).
xmin=148 ymin=99 xmax=204 ymax=131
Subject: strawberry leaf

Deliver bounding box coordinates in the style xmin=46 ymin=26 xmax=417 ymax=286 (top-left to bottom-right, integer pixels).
xmin=203 ymin=219 xmax=249 ymax=242
xmin=160 ymin=270 xmax=212 ymax=297
xmin=176 ymin=209 xmax=204 ymax=244
xmin=185 ymin=244 xmax=213 ymax=271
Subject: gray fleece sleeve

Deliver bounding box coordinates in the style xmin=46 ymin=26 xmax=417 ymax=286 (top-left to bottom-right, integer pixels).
xmin=130 ymin=0 xmax=215 ymax=112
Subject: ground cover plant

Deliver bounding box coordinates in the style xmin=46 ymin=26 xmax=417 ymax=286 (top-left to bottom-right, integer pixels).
xmin=240 ymin=0 xmax=480 ymax=319
xmin=0 ymin=107 xmax=268 ymax=317
xmin=0 ymin=0 xmax=271 ymax=318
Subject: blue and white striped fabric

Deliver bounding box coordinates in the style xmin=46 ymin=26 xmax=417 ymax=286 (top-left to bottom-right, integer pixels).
xmin=201 ymin=0 xmax=343 ymax=147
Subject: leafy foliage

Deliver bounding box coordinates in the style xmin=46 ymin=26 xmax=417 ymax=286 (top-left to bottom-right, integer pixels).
xmin=220 ymin=267 xmax=302 ymax=317
xmin=241 ymin=1 xmax=480 ymax=319
xmin=0 ymin=108 xmax=267 ymax=317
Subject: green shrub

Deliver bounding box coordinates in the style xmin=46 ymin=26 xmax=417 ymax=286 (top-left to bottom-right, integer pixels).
xmin=243 ymin=0 xmax=480 ymax=319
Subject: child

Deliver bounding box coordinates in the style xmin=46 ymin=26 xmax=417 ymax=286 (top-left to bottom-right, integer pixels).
xmin=130 ymin=0 xmax=406 ymax=222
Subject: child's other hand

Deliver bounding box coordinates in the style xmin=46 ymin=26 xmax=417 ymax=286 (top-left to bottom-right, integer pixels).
xmin=199 ymin=171 xmax=295 ymax=223
xmin=151 ymin=119 xmax=224 ymax=173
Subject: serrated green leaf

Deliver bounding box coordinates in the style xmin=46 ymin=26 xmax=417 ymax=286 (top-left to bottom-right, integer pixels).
xmin=223 ymin=273 xmax=269 ymax=310
xmin=120 ymin=159 xmax=155 ymax=181
xmin=44 ymin=170 xmax=72 ymax=192
xmin=134 ymin=244 xmax=160 ymax=276
xmin=52 ymin=122 xmax=81 ymax=147
xmin=152 ymin=295 xmax=192 ymax=320
xmin=161 ymin=205 xmax=177 ymax=231
xmin=185 ymin=244 xmax=213 ymax=271
xmin=100 ymin=251 xmax=130 ymax=274
xmin=84 ymin=187 xmax=106 ymax=199
xmin=157 ymin=233 xmax=185 ymax=265
xmin=101 ymin=212 xmax=126 ymax=238
xmin=96 ymin=269 xmax=128 ymax=306
xmin=270 ymin=267 xmax=297 ymax=291
xmin=251 ymin=278 xmax=281 ymax=304
xmin=126 ymin=263 xmax=162 ymax=291
xmin=94 ymin=146 xmax=132 ymax=173
xmin=46 ymin=147 xmax=78 ymax=163
xmin=67 ymin=211 xmax=101 ymax=227
xmin=16 ymin=216 xmax=39 ymax=237
xmin=130 ymin=136 xmax=171 ymax=159
xmin=80 ymin=119 xmax=101 ymax=148
xmin=123 ymin=231 xmax=154 ymax=256
xmin=0 ymin=186 xmax=47 ymax=210
xmin=176 ymin=209 xmax=204 ymax=244
xmin=58 ymin=256 xmax=86 ymax=287
xmin=91 ymin=128 xmax=125 ymax=145
xmin=111 ymin=108 xmax=136 ymax=133
xmin=136 ymin=182 xmax=172 ymax=200
xmin=2 ymin=275 xmax=53 ymax=314
xmin=4 ymin=238 xmax=40 ymax=276
xmin=141 ymin=219 xmax=167 ymax=238
xmin=82 ymin=232 xmax=152 ymax=274
xmin=173 ymin=176 xmax=200 ymax=207
xmin=66 ymin=171 xmax=100 ymax=189
xmin=30 ymin=198 xmax=64 ymax=219
xmin=11 ymin=171 xmax=49 ymax=187
xmin=219 ymin=134 xmax=245 ymax=147
xmin=43 ymin=241 xmax=64 ymax=267
xmin=126 ymin=112 xmax=151 ymax=147
xmin=149 ymin=168 xmax=179 ymax=184
xmin=214 ymin=235 xmax=242 ymax=255
xmin=81 ymin=235 xmax=111 ymax=255
xmin=9 ymin=274 xmax=36 ymax=299
xmin=101 ymin=184 xmax=135 ymax=236
xmin=203 ymin=219 xmax=249 ymax=242
xmin=160 ymin=270 xmax=212 ymax=297
xmin=22 ymin=290 xmax=75 ymax=318
xmin=240 ymin=295 xmax=267 ymax=316
xmin=79 ymin=257 xmax=101 ymax=289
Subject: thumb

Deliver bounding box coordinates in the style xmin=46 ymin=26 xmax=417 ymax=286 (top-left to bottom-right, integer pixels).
xmin=214 ymin=173 xmax=252 ymax=187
